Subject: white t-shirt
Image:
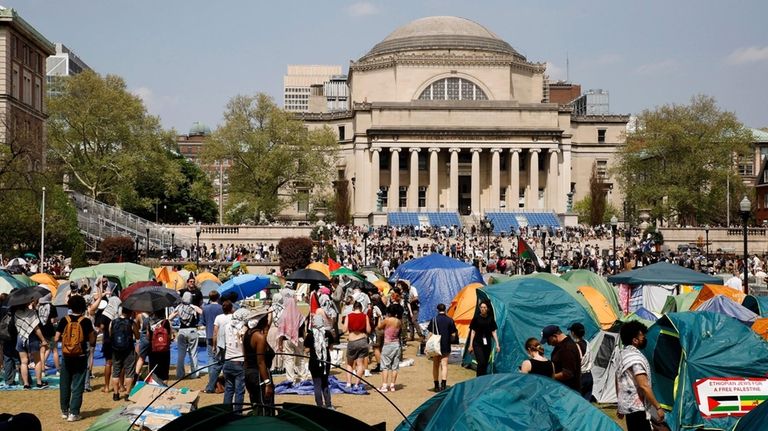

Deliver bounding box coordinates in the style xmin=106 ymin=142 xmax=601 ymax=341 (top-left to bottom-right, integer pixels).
xmin=725 ymin=276 xmax=743 ymax=291
xmin=224 ymin=319 xmax=245 ymax=361
xmin=214 ymin=313 xmax=232 ymax=351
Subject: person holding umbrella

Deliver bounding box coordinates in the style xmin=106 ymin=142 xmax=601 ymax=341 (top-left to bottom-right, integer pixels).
xmin=10 ymin=287 xmax=48 ymax=389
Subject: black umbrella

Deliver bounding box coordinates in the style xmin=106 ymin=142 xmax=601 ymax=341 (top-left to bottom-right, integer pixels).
xmin=121 ymin=287 xmax=181 ymax=312
xmin=345 ymin=279 xmax=378 ymax=295
xmin=286 ymin=268 xmax=330 ymax=284
xmin=7 ymin=286 xmax=44 ymax=306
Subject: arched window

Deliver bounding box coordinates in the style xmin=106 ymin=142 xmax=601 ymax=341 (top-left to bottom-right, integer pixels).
xmin=418 ymin=77 xmax=488 ymax=101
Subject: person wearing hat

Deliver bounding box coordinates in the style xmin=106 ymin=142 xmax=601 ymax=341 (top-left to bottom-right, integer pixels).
xmin=568 ymin=322 xmax=593 ymax=401
xmin=168 ymin=292 xmax=203 ymax=379
xmin=540 ymin=324 xmax=581 ymax=392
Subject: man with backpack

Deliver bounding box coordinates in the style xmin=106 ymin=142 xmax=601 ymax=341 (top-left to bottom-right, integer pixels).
xmin=169 ymin=292 xmax=202 ymax=379
xmin=55 ymin=295 xmax=96 ymax=422
xmin=0 ymin=294 xmax=21 ymax=386
xmin=110 ymin=307 xmax=138 ymax=401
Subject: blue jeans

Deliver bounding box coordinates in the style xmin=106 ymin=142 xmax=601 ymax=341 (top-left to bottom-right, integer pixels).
xmin=2 ymin=351 xmax=20 ymax=384
xmin=222 ymin=360 xmax=245 ymax=412
xmin=205 ymin=341 xmax=224 ymax=392
xmin=60 ymin=356 xmax=87 ymax=416
xmin=176 ymin=328 xmax=199 ymax=379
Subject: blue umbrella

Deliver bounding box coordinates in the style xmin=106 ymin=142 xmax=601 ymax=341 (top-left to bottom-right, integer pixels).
xmin=199 ymin=279 xmax=221 ymax=297
xmin=218 ymin=274 xmax=272 ymax=300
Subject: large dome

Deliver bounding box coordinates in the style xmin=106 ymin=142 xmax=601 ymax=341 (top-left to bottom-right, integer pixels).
xmin=362 ymin=16 xmax=524 ymax=60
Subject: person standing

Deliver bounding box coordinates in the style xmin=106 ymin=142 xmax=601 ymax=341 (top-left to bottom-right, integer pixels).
xmin=55 ymin=295 xmax=96 ymax=422
xmin=222 ymin=308 xmax=249 ymax=412
xmin=179 ymin=276 xmax=204 ymax=307
xmin=37 ymin=293 xmax=59 ymax=376
xmin=378 ymin=305 xmax=402 ymax=392
xmin=617 ymin=321 xmax=665 ymax=431
xmin=569 ymin=322 xmax=593 ymax=401
xmin=243 ymin=307 xmax=275 ymax=415
xmin=340 ymin=301 xmax=370 ymax=389
xmin=427 ymin=303 xmax=457 ymax=392
xmin=520 ymin=337 xmax=554 ymax=377
xmin=13 ymin=301 xmax=48 ymax=389
xmin=201 ymin=291 xmax=223 ymax=393
xmin=110 ymin=307 xmax=138 ymax=401
xmin=147 ymin=310 xmax=172 ymax=381
xmin=211 ymin=299 xmax=234 ymax=394
xmin=304 ymin=316 xmax=333 ymax=409
xmin=169 ymin=292 xmax=202 ymax=379
xmin=468 ymin=300 xmax=500 ymax=376
xmin=541 ymin=325 xmax=581 ymax=392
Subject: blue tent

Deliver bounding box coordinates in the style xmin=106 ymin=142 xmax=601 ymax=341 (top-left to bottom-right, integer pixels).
xmin=395 ymin=373 xmax=621 ymax=431
xmin=696 ymin=295 xmax=758 ymax=325
xmin=741 ymin=295 xmax=768 ymax=317
xmin=389 ymin=254 xmax=483 ymax=322
xmin=607 ymin=261 xmax=723 ymax=285
xmin=218 ymin=274 xmax=272 ymax=300
xmin=471 ymin=278 xmax=599 ymax=373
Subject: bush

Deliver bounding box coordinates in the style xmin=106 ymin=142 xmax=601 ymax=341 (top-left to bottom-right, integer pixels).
xmin=278 ymin=237 xmax=313 ymax=274
xmin=99 ymin=236 xmax=137 ymax=263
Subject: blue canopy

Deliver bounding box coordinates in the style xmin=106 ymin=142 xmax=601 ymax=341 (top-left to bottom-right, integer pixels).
xmin=389 ymin=254 xmax=483 ymax=322
xmin=218 ymin=274 xmax=272 ymax=301
xmin=607 ymin=261 xmax=723 ymax=285
xmin=696 ymin=295 xmax=758 ymax=325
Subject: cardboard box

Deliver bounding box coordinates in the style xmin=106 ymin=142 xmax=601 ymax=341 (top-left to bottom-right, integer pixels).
xmin=128 ymin=383 xmax=199 ymax=409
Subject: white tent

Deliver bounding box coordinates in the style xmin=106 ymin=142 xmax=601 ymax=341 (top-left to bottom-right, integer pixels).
xmin=588 ymin=329 xmax=621 ymax=404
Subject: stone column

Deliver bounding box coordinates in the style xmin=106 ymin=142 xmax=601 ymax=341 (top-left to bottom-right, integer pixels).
xmin=560 ymin=143 xmax=572 ymax=213
xmin=428 ymin=148 xmax=440 ymax=209
xmin=547 ymin=149 xmax=560 ymax=211
xmin=471 ymin=148 xmax=481 ymax=214
xmin=449 ymin=148 xmax=460 ymax=210
xmin=508 ymin=149 xmax=520 ymax=210
xmin=389 ymin=147 xmax=401 ymax=209
xmin=409 ymin=148 xmax=420 ymax=209
xmin=490 ymin=148 xmax=501 ymax=210
xmin=354 ymin=144 xmax=369 ymax=215
xmin=370 ymin=148 xmax=381 ymax=205
xmin=528 ymin=149 xmax=540 ymax=209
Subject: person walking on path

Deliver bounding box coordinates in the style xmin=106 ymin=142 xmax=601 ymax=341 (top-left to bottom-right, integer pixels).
xmin=616 ymin=321 xmax=666 ymax=431
xmin=201 ymin=291 xmax=223 ymax=393
xmin=541 ymin=325 xmax=581 ymax=392
xmin=569 ymin=322 xmax=593 ymax=401
xmin=55 ymin=295 xmax=95 ymax=422
xmin=427 ymin=303 xmax=457 ymax=392
xmin=340 ymin=301 xmax=370 ymax=389
xmin=520 ymin=337 xmax=554 ymax=377
xmin=377 ymin=304 xmax=402 ymax=392
xmin=468 ymin=300 xmax=500 ymax=376
xmin=169 ymin=292 xmax=203 ymax=379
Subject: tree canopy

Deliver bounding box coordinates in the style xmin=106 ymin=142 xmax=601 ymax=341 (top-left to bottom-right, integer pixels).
xmin=616 ymin=95 xmax=753 ymax=226
xmin=203 ymin=93 xmax=338 ymax=223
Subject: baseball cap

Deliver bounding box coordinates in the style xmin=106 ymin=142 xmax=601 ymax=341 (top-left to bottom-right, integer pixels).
xmin=540 ymin=325 xmax=560 ymax=343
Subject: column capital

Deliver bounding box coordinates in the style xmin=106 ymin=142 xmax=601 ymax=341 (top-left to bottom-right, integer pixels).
xmin=428 ymin=147 xmax=441 ymax=153
xmin=510 ymin=148 xmax=522 ymax=154
xmin=548 ymin=148 xmax=561 ymax=154
xmin=470 ymin=147 xmax=483 ymax=153
xmin=409 ymin=147 xmax=421 ymax=153
xmin=529 ymin=148 xmax=541 ymax=154
xmin=390 ymin=147 xmax=402 ymax=153
xmin=448 ymin=147 xmax=461 ymax=153
xmin=490 ymin=148 xmax=503 ymax=153
xmin=370 ymin=147 xmax=383 ymax=153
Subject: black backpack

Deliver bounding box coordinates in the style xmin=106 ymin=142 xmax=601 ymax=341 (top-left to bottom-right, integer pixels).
xmin=111 ymin=317 xmax=134 ymax=352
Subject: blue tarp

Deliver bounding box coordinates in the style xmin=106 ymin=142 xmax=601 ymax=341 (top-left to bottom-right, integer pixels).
xmin=274 ymin=375 xmax=368 ymax=395
xmin=218 ymin=274 xmax=271 ymax=300
xmin=696 ymin=295 xmax=758 ymax=325
xmin=389 ymin=254 xmax=484 ymax=322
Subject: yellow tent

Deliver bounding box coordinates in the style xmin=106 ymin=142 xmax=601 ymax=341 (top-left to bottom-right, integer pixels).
xmin=447 ymin=282 xmax=484 ymax=341
xmin=752 ymin=318 xmax=768 ymax=341
xmin=577 ymin=285 xmax=618 ymax=329
xmin=306 ymin=262 xmax=331 ymax=279
xmin=154 ymin=267 xmax=170 ymax=284
xmin=196 ymin=271 xmax=221 ymax=285
xmin=167 ymin=271 xmax=186 ymax=290
xmin=373 ymin=279 xmax=391 ymax=296
xmin=31 ymin=273 xmax=59 ymax=295
xmin=690 ymin=284 xmax=746 ymax=311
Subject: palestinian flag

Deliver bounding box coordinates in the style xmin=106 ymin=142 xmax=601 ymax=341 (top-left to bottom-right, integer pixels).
xmin=707 ymin=396 xmax=740 ymax=413
xmin=328 ymin=257 xmax=342 ymax=272
xmin=517 ymin=237 xmax=546 ymax=270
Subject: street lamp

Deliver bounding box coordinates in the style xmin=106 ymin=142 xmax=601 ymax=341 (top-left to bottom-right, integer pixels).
xmin=481 ymin=216 xmax=493 ymax=262
xmin=610 ymin=215 xmax=618 ymax=274
xmin=145 ymin=227 xmax=150 ymax=257
xmin=40 ymin=186 xmax=45 ymax=272
xmin=195 ymin=223 xmax=202 ymax=266
xmin=704 ymin=224 xmax=710 ymax=262
xmin=363 ymin=232 xmax=369 ymax=266
xmin=740 ymin=196 xmax=751 ymax=295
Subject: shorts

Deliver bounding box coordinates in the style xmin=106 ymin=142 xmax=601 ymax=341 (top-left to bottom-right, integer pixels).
xmin=374 ymin=329 xmax=385 ymax=349
xmin=16 ymin=335 xmax=41 ymax=354
xmin=138 ymin=339 xmax=150 ymax=359
xmin=380 ymin=342 xmax=401 ymax=370
xmin=112 ymin=350 xmax=137 ymax=379
xmin=102 ymin=342 xmax=113 ymax=360
xmin=346 ymin=338 xmax=369 ymax=361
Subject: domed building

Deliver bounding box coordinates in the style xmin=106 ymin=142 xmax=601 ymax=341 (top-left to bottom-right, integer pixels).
xmin=301 ymin=16 xmax=628 ymax=228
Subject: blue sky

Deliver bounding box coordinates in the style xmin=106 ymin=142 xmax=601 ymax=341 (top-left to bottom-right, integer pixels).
xmin=10 ymin=0 xmax=768 ymax=132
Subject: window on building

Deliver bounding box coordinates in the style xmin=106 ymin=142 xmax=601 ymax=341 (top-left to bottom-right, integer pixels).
xmin=380 ymin=151 xmax=390 ymax=170
xmin=596 ymin=160 xmax=608 ymax=180
xmin=34 ymin=78 xmax=42 ymax=111
xmin=297 ymin=189 xmax=309 ymax=213
xmin=597 ymin=129 xmax=606 ymax=144
xmin=500 ymin=152 xmax=508 ymax=171
xmin=399 ymin=151 xmax=407 ymax=171
xmin=500 ymin=188 xmax=506 ymax=208
xmin=379 ymin=186 xmax=388 ymax=208
xmin=23 ymin=71 xmax=32 ymax=105
xmin=739 ymin=155 xmax=755 ymax=176
xmin=11 ymin=64 xmax=19 ymax=100
xmin=418 ymin=186 xmax=427 ymax=207
xmin=338 ymin=125 xmax=345 ymax=141
xmin=418 ymin=152 xmax=427 ymax=171
xmin=764 ymin=193 xmax=768 ymax=209
xmin=761 ymin=147 xmax=768 ymax=161
xmin=518 ymin=190 xmax=525 ymax=208
xmin=399 ymin=186 xmax=407 ymax=208
xmin=418 ymin=77 xmax=487 ymax=100
xmin=764 ymin=169 xmax=768 ymax=184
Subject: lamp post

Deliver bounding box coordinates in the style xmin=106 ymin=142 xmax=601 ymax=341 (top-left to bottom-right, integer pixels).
xmin=481 ymin=216 xmax=493 ymax=262
xmin=363 ymin=232 xmax=369 ymax=266
xmin=740 ymin=196 xmax=751 ymax=295
xmin=704 ymin=224 xmax=710 ymax=262
xmin=610 ymin=215 xmax=618 ymax=274
xmin=195 ymin=223 xmax=202 ymax=266
xmin=171 ymin=231 xmax=175 ymax=255
xmin=145 ymin=227 xmax=150 ymax=257
xmin=40 ymin=186 xmax=45 ymax=272
xmin=462 ymin=227 xmax=467 ymax=262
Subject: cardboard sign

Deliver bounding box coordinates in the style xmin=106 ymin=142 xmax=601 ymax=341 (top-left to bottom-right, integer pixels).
xmin=128 ymin=383 xmax=199 ymax=408
xmin=693 ymin=377 xmax=768 ymax=418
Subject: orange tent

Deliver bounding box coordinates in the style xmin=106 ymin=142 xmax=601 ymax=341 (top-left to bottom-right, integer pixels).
xmin=752 ymin=318 xmax=768 ymax=341
xmin=577 ymin=285 xmax=618 ymax=329
xmin=690 ymin=284 xmax=746 ymax=311
xmin=373 ymin=279 xmax=391 ymax=296
xmin=31 ymin=273 xmax=59 ymax=295
xmin=196 ymin=271 xmax=221 ymax=285
xmin=448 ymin=282 xmax=484 ymax=341
xmin=154 ymin=267 xmax=170 ymax=284
xmin=306 ymin=262 xmax=331 ymax=280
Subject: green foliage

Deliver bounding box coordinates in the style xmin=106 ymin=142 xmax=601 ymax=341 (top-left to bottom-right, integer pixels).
xmin=98 ymin=236 xmax=137 ymax=263
xmin=203 ymin=93 xmax=339 ymax=223
xmin=70 ymin=240 xmax=88 ymax=268
xmin=277 ymin=237 xmax=313 ymax=273
xmin=573 ymin=196 xmax=620 ymax=225
xmin=644 ymin=225 xmax=664 ymax=244
xmin=616 ymin=95 xmax=752 ymax=226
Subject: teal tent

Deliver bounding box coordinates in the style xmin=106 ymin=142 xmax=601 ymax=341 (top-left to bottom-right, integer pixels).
xmin=608 ymin=262 xmax=723 ymax=285
xmin=395 ymin=373 xmax=621 ymax=431
xmin=645 ymin=312 xmax=768 ymax=431
xmin=562 ymin=269 xmax=622 ymax=315
xmin=472 ymin=278 xmax=599 ymax=373
xmin=742 ymin=295 xmax=768 ymax=317
xmin=734 ymin=396 xmax=768 ymax=431
xmin=660 ymin=292 xmax=698 ymax=314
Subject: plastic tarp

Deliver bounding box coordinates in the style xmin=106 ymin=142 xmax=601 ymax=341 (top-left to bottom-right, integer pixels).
xmin=563 ymin=269 xmax=622 ymax=314
xmin=608 ymin=262 xmax=723 ymax=286
xmin=661 ymin=292 xmax=698 ymax=314
xmin=577 ymin=285 xmax=618 ymax=329
xmin=645 ymin=312 xmax=768 ymax=431
xmin=589 ymin=329 xmax=621 ymax=404
xmin=690 ymin=284 xmax=746 ymax=311
xmin=395 ymin=373 xmax=622 ymax=431
xmin=70 ymin=263 xmax=154 ymax=289
xmin=514 ymin=273 xmax=599 ymax=324
xmin=389 ymin=254 xmax=484 ymax=322
xmin=447 ymin=282 xmax=483 ymax=341
xmin=642 ymin=284 xmax=677 ymax=313
xmin=218 ymin=274 xmax=272 ymax=301
xmin=695 ymin=295 xmax=758 ymax=325
xmin=472 ymin=278 xmax=599 ymax=373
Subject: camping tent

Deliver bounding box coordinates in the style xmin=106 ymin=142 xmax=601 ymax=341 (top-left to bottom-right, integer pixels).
xmin=516 ymin=273 xmax=599 ymax=323
xmin=661 ymin=292 xmax=698 ymax=314
xmin=588 ymin=328 xmax=621 ymax=404
xmin=70 ymin=263 xmax=154 ymax=289
xmin=690 ymin=284 xmax=746 ymax=311
xmin=733 ymin=395 xmax=768 ymax=431
xmin=751 ymin=318 xmax=768 ymax=340
xmin=472 ymin=278 xmax=599 ymax=373
xmin=577 ymin=285 xmax=619 ymax=329
xmin=695 ymin=295 xmax=758 ymax=325
xmin=395 ymin=373 xmax=621 ymax=431
xmin=742 ymin=295 xmax=768 ymax=317
xmin=645 ymin=312 xmax=768 ymax=431
xmin=608 ymin=262 xmax=723 ymax=285
xmin=447 ymin=282 xmax=484 ymax=341
xmin=619 ymin=307 xmax=659 ymax=327
xmin=562 ymin=269 xmax=621 ymax=315
xmin=389 ymin=254 xmax=483 ymax=322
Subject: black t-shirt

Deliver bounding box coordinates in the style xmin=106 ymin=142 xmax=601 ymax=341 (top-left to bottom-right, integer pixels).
xmin=469 ymin=314 xmax=498 ymax=344
xmin=100 ymin=315 xmax=112 ymax=344
xmin=179 ymin=288 xmax=204 ymax=307
xmin=40 ymin=305 xmax=58 ymax=338
xmin=56 ymin=313 xmax=94 ymax=358
xmin=552 ymin=336 xmax=582 ymax=392
xmin=427 ymin=314 xmax=457 ymax=355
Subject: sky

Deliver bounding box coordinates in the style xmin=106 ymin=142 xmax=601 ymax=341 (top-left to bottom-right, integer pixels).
xmin=9 ymin=0 xmax=768 ymax=132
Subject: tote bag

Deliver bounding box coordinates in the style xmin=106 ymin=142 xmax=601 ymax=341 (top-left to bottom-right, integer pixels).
xmin=425 ymin=317 xmax=442 ymax=359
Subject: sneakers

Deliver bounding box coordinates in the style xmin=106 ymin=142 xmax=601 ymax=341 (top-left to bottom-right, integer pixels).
xmin=326 ymin=405 xmax=336 ymax=411
xmin=113 ymin=393 xmax=121 ymax=401
xmin=23 ymin=385 xmax=31 ymax=390
xmin=36 ymin=381 xmax=49 ymax=389
xmin=379 ymin=385 xmax=388 ymax=393
xmin=67 ymin=414 xmax=82 ymax=422
xmin=389 ymin=384 xmax=396 ymax=392
xmin=363 ymin=369 xmax=372 ymax=377
xmin=61 ymin=412 xmax=68 ymax=419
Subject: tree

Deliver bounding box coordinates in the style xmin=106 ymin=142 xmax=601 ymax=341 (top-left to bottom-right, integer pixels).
xmin=203 ymin=93 xmax=339 ymax=223
xmin=616 ymin=95 xmax=752 ymax=226
xmin=277 ymin=237 xmax=313 ymax=274
xmin=98 ymin=236 xmax=137 ymax=263
xmin=589 ymin=162 xmax=607 ymax=226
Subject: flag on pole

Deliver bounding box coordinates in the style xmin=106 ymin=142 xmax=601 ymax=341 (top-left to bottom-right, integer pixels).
xmin=517 ymin=237 xmax=546 ymax=270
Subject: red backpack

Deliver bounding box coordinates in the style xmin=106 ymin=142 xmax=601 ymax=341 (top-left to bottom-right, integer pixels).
xmin=150 ymin=320 xmax=171 ymax=353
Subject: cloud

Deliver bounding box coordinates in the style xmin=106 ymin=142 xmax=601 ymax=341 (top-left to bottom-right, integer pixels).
xmin=346 ymin=1 xmax=379 ymax=17
xmin=634 ymin=59 xmax=679 ymax=75
xmin=545 ymin=62 xmax=566 ymax=81
xmin=726 ymin=46 xmax=768 ymax=65
xmin=131 ymin=86 xmax=179 ymax=117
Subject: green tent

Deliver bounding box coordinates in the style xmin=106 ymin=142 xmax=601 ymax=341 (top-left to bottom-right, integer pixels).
xmin=330 ymin=267 xmax=364 ymax=281
xmin=660 ymin=292 xmax=698 ymax=314
xmin=471 ymin=278 xmax=599 ymax=373
xmin=562 ymin=269 xmax=621 ymax=315
xmin=69 ymin=262 xmax=154 ymax=289
xmin=608 ymin=261 xmax=723 ymax=285
xmin=645 ymin=312 xmax=768 ymax=431
xmin=395 ymin=373 xmax=621 ymax=431
xmin=513 ymin=272 xmax=599 ymax=323
xmin=12 ymin=274 xmax=36 ymax=287
xmin=734 ymin=396 xmax=768 ymax=431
